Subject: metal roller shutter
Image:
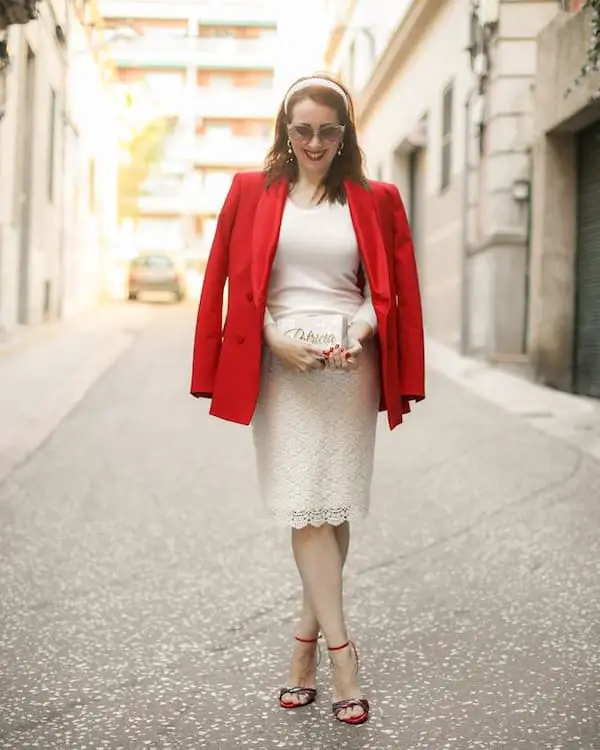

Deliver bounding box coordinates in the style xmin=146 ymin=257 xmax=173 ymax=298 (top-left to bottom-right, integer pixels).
xmin=574 ymin=120 xmax=600 ymax=398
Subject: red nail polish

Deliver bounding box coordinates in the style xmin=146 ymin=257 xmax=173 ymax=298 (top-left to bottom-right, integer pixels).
xmin=345 ymin=351 xmax=351 ymax=359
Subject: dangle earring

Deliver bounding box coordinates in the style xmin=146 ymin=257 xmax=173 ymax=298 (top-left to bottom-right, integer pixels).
xmin=286 ymin=139 xmax=296 ymax=163
xmin=337 ymin=142 xmax=344 ymax=157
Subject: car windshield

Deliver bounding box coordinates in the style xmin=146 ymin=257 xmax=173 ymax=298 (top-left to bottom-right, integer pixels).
xmin=132 ymin=256 xmax=174 ymax=268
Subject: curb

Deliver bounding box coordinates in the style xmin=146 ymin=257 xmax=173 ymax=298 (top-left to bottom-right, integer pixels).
xmin=426 ymin=339 xmax=600 ymax=462
xmin=0 ymin=303 xmax=154 ymax=485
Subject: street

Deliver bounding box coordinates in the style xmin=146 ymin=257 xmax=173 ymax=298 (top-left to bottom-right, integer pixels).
xmin=0 ymin=303 xmax=599 ymax=750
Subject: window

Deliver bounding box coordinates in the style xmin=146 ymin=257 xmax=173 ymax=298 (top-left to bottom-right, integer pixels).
xmin=441 ymin=81 xmax=454 ymax=191
xmin=47 ymin=87 xmax=57 ymax=202
xmin=205 ymin=122 xmax=233 ymax=140
xmin=209 ymin=73 xmax=235 ymax=89
xmin=88 ymin=160 xmax=96 ymax=211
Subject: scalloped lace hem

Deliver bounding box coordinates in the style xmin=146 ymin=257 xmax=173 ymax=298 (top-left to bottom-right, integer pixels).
xmin=268 ymin=506 xmax=368 ymax=529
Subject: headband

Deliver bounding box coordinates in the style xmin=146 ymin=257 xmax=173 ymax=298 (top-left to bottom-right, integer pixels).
xmin=283 ymin=77 xmax=349 ymax=114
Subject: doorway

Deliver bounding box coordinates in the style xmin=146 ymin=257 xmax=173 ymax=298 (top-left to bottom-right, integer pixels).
xmin=408 ymin=145 xmax=426 ymax=274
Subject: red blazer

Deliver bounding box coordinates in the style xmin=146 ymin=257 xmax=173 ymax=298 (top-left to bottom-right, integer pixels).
xmin=190 ymin=171 xmax=425 ymax=430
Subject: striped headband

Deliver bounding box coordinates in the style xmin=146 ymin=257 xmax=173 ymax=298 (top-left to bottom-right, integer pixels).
xmin=283 ymin=77 xmax=349 ymax=114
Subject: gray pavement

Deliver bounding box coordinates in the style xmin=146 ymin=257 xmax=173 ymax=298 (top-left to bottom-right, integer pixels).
xmin=0 ymin=303 xmax=599 ymax=750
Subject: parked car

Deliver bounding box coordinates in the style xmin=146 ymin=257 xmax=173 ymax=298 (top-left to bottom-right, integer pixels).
xmin=127 ymin=254 xmax=186 ymax=302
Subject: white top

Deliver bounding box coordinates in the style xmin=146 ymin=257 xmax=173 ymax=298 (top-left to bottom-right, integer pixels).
xmin=264 ymin=199 xmax=377 ymax=331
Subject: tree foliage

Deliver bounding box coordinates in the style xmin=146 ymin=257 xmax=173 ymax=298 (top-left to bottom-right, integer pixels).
xmin=118 ymin=116 xmax=170 ymax=220
xmin=577 ymin=0 xmax=600 ymax=84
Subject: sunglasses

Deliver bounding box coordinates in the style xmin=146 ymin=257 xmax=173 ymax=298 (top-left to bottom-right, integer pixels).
xmin=287 ymin=123 xmax=345 ymax=146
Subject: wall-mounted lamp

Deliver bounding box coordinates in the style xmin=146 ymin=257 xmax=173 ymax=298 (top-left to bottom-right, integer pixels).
xmin=512 ymin=177 xmax=531 ymax=203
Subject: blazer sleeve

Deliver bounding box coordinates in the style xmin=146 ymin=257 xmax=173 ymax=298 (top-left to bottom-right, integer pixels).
xmin=190 ymin=174 xmax=241 ymax=398
xmin=388 ymin=184 xmax=425 ymax=402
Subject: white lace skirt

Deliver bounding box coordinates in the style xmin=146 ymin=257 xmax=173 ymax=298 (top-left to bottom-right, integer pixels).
xmin=252 ymin=341 xmax=380 ymax=529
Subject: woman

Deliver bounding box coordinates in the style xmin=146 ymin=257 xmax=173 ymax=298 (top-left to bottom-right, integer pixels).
xmin=190 ymin=74 xmax=425 ymax=725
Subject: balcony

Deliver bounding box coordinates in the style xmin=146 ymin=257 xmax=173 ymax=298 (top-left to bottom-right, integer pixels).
xmin=108 ymin=35 xmax=277 ymax=69
xmin=138 ymin=188 xmax=232 ymax=215
xmin=137 ymin=175 xmax=234 ymax=215
xmin=194 ymin=135 xmax=269 ymax=167
xmin=98 ymin=0 xmax=278 ymax=25
xmin=196 ymin=87 xmax=276 ymax=118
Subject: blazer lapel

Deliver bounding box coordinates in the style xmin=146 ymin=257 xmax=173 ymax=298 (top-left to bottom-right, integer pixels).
xmin=345 ymin=179 xmax=392 ymax=312
xmin=251 ymin=177 xmax=287 ymax=308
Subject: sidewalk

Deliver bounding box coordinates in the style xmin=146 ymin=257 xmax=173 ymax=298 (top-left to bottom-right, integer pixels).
xmin=0 ymin=302 xmax=154 ymax=484
xmin=427 ymin=338 xmax=600 ymax=462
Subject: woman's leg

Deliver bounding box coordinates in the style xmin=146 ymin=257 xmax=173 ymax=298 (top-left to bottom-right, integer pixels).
xmin=283 ymin=523 xmax=350 ymax=705
xmin=291 ymin=523 xmax=364 ymax=720
xmin=296 ymin=522 xmax=350 ymax=634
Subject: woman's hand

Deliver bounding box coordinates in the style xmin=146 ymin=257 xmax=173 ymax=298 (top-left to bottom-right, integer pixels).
xmin=325 ymin=321 xmax=373 ymax=371
xmin=323 ymin=340 xmax=361 ymax=371
xmin=264 ymin=326 xmax=325 ymax=373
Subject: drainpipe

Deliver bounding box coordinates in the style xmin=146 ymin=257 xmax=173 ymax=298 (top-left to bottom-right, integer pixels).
xmin=460 ymin=87 xmax=477 ymax=356
xmin=57 ymin=1 xmax=70 ymax=320
xmin=518 ymin=163 xmax=533 ymax=355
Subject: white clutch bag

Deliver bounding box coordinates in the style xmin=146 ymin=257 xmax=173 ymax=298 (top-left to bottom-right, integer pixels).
xmin=277 ymin=313 xmax=348 ymax=350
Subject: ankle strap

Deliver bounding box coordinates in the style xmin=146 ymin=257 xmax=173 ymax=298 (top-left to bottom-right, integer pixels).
xmin=295 ymin=635 xmax=319 ymax=644
xmin=327 ymin=640 xmax=350 ymax=652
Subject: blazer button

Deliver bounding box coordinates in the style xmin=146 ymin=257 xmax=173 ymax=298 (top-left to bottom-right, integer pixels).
xmin=236 ymin=334 xmax=245 ymax=344
xmin=246 ymin=291 xmax=253 ymax=301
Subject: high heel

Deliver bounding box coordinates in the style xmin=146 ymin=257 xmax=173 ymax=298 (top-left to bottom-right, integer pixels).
xmin=328 ymin=640 xmax=370 ymax=725
xmin=279 ymin=635 xmax=320 ymax=709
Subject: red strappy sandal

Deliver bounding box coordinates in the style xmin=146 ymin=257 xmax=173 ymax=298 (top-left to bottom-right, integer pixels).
xmin=328 ymin=640 xmax=370 ymax=725
xmin=279 ymin=635 xmax=321 ymax=710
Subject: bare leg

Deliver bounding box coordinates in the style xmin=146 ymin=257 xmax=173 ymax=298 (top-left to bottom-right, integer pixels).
xmin=290 ymin=523 xmax=363 ymax=720
xmin=283 ymin=522 xmax=350 ymax=706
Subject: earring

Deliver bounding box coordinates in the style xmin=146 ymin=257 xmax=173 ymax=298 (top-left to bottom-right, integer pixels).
xmin=337 ymin=142 xmax=344 ymax=156
xmin=286 ymin=139 xmax=296 ymax=163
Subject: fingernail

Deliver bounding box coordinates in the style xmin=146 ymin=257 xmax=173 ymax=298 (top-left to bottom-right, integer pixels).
xmin=335 ymin=345 xmax=340 ymax=349
xmin=345 ymin=351 xmax=351 ymax=359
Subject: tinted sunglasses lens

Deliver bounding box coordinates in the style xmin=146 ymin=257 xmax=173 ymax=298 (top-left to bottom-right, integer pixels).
xmin=320 ymin=126 xmax=343 ymax=143
xmin=289 ymin=125 xmax=312 ymax=144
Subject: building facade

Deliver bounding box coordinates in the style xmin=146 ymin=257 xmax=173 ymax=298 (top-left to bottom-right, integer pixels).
xmin=97 ymin=0 xmax=278 ymax=263
xmin=529 ymin=3 xmax=600 ymax=398
xmin=0 ymin=0 xmax=119 ymax=335
xmin=324 ymin=0 xmax=600 ymax=400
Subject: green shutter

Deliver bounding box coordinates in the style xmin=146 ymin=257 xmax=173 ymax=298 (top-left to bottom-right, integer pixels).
xmin=574 ymin=121 xmax=600 ymax=397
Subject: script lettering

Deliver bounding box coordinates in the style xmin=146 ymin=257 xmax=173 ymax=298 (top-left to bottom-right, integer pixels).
xmin=284 ymin=327 xmax=338 ymax=346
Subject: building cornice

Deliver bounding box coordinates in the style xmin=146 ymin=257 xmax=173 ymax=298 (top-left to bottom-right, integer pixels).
xmin=323 ymin=0 xmax=359 ymax=67
xmin=357 ymin=0 xmax=445 ymax=128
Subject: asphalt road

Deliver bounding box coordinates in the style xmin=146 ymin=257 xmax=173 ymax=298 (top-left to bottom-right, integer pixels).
xmin=0 ymin=303 xmax=599 ymax=750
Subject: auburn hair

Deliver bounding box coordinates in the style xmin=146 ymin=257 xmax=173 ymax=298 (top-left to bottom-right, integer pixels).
xmin=264 ymin=73 xmax=368 ymax=204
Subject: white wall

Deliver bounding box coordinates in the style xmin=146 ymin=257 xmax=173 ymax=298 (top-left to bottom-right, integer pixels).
xmin=358 ymin=0 xmax=471 ymax=189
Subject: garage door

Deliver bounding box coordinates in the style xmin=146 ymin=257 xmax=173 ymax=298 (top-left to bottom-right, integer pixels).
xmin=574 ymin=120 xmax=600 ymax=398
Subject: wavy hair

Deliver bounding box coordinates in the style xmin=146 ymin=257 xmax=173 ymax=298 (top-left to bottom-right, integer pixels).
xmin=264 ymin=73 xmax=368 ymax=204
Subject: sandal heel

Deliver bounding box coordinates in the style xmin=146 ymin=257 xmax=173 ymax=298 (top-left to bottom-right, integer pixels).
xmin=327 ymin=640 xmax=370 ymax=725
xmin=279 ymin=635 xmax=320 ymax=710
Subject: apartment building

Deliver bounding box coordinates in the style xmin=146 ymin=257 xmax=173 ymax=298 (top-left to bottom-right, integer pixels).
xmin=0 ymin=0 xmax=119 ymax=335
xmin=97 ymin=0 xmax=278 ymax=262
xmin=327 ymin=1 xmax=595 ymax=369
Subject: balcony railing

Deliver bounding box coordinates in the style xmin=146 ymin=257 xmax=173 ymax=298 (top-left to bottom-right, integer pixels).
xmin=193 ymin=135 xmax=270 ymax=167
xmin=195 ymin=87 xmax=276 ymax=118
xmin=138 ymin=183 xmax=234 ymax=215
xmin=109 ymin=36 xmax=276 ymax=69
xmin=98 ymin=0 xmax=278 ymax=25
